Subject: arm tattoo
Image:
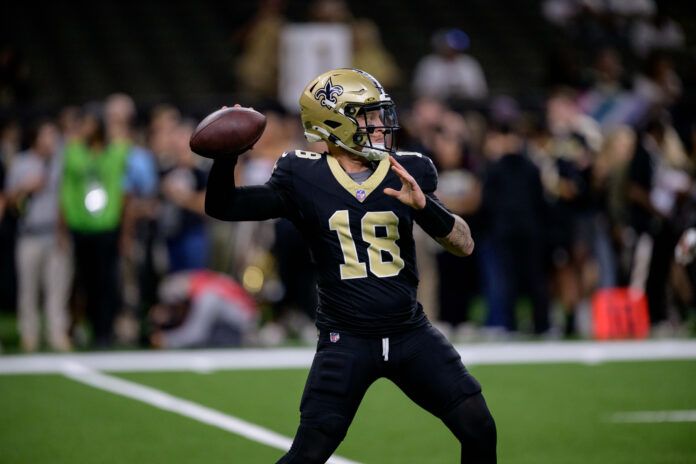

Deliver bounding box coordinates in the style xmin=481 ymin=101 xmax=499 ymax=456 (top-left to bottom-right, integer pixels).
xmin=436 ymin=215 xmax=475 ymax=257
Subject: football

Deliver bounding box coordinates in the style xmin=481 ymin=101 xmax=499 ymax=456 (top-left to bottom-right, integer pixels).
xmin=189 ymin=106 xmax=267 ymax=158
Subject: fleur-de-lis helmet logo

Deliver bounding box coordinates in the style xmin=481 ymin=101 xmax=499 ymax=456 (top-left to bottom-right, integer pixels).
xmin=314 ymin=77 xmax=344 ymax=109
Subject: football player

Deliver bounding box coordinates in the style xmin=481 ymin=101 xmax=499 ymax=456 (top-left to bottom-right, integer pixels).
xmin=205 ymin=68 xmax=496 ymax=463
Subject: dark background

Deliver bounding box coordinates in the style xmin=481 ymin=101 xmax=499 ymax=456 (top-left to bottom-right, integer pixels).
xmin=2 ymin=0 xmax=694 ymax=119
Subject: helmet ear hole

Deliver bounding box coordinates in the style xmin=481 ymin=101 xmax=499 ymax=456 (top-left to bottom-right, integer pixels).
xmin=324 ymin=120 xmax=342 ymax=129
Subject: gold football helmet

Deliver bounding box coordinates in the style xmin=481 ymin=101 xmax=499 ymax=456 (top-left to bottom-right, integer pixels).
xmin=299 ymin=68 xmax=399 ymax=161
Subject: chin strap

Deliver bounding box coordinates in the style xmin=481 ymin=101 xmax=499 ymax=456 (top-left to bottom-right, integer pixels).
xmin=336 ymin=140 xmax=388 ymax=161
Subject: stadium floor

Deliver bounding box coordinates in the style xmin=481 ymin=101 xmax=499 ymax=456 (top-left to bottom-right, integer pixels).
xmin=1 ymin=341 xmax=695 ymax=463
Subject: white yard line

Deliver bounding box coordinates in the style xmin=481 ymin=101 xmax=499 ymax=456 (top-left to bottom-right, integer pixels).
xmin=609 ymin=410 xmax=696 ymax=423
xmin=61 ymin=362 xmax=360 ymax=464
xmin=1 ymin=340 xmax=695 ymax=375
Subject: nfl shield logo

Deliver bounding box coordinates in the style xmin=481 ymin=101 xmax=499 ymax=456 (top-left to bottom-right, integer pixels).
xmin=330 ymin=332 xmax=340 ymax=343
xmin=356 ymin=189 xmax=366 ymax=202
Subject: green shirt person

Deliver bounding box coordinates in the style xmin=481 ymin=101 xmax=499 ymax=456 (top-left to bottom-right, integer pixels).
xmin=60 ymin=138 xmax=129 ymax=232
xmin=58 ymin=108 xmax=132 ymax=348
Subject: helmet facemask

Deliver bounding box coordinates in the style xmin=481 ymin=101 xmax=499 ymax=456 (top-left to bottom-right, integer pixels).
xmin=345 ymin=101 xmax=399 ymax=161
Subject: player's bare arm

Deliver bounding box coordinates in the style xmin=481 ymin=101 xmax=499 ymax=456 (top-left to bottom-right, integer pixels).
xmin=384 ymin=156 xmax=474 ymax=257
xmin=436 ymin=215 xmax=474 ymax=257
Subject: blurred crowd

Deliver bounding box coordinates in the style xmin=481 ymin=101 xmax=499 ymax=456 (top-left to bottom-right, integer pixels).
xmin=1 ymin=0 xmax=695 ymax=352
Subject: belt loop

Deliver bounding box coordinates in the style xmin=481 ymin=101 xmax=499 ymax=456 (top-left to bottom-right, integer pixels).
xmin=382 ymin=337 xmax=389 ymax=361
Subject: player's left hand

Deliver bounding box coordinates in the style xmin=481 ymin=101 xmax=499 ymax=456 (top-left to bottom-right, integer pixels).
xmin=383 ymin=156 xmax=426 ymax=210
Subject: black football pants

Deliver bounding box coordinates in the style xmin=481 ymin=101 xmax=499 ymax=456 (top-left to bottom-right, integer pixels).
xmin=276 ymin=324 xmax=497 ymax=463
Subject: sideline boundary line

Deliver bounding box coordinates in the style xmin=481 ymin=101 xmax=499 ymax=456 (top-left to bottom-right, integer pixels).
xmin=62 ymin=362 xmax=360 ymax=464
xmin=2 ymin=340 xmax=696 ymax=375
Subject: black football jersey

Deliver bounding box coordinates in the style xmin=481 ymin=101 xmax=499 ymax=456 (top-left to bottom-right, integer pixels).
xmin=268 ymin=150 xmax=439 ymax=336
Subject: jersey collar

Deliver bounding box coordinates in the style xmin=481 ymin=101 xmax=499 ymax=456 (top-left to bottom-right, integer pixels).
xmin=326 ymin=155 xmax=390 ymax=203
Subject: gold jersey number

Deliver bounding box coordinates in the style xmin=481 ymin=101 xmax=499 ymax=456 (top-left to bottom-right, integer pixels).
xmin=328 ymin=210 xmax=405 ymax=279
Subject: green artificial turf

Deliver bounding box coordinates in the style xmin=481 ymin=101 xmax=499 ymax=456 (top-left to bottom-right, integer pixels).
xmin=1 ymin=360 xmax=695 ymax=463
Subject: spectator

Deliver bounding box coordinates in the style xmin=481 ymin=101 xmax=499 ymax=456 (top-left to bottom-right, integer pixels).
xmin=546 ymin=87 xmax=602 ymax=157
xmin=543 ymin=90 xmax=602 ymax=336
xmin=402 ymin=97 xmax=448 ymax=154
xmin=591 ymin=124 xmax=636 ymax=285
xmin=481 ymin=125 xmax=550 ymax=335
xmin=149 ymin=270 xmax=258 ymax=348
xmin=158 ymin=120 xmax=209 ymax=272
xmin=5 ymin=119 xmax=72 ymax=352
xmin=148 ymin=104 xmax=181 ymax=171
xmin=578 ymin=47 xmax=647 ymax=128
xmin=627 ymin=115 xmax=691 ymax=332
xmin=59 ymin=105 xmax=130 ymax=348
xmin=412 ymin=28 xmax=488 ymax=102
xmin=105 ymin=93 xmax=159 ymax=343
xmin=430 ymin=110 xmax=481 ymax=338
xmin=105 ymin=94 xmax=158 ymax=205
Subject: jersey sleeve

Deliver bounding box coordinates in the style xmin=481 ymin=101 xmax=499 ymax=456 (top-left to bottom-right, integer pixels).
xmin=205 ymin=156 xmax=287 ymax=221
xmin=266 ymin=151 xmax=303 ymax=222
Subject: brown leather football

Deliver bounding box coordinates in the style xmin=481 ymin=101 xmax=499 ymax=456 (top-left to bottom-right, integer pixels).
xmin=189 ymin=107 xmax=267 ymax=158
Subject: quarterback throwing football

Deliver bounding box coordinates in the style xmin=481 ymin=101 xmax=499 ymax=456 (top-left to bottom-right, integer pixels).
xmin=205 ymin=68 xmax=496 ymax=463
